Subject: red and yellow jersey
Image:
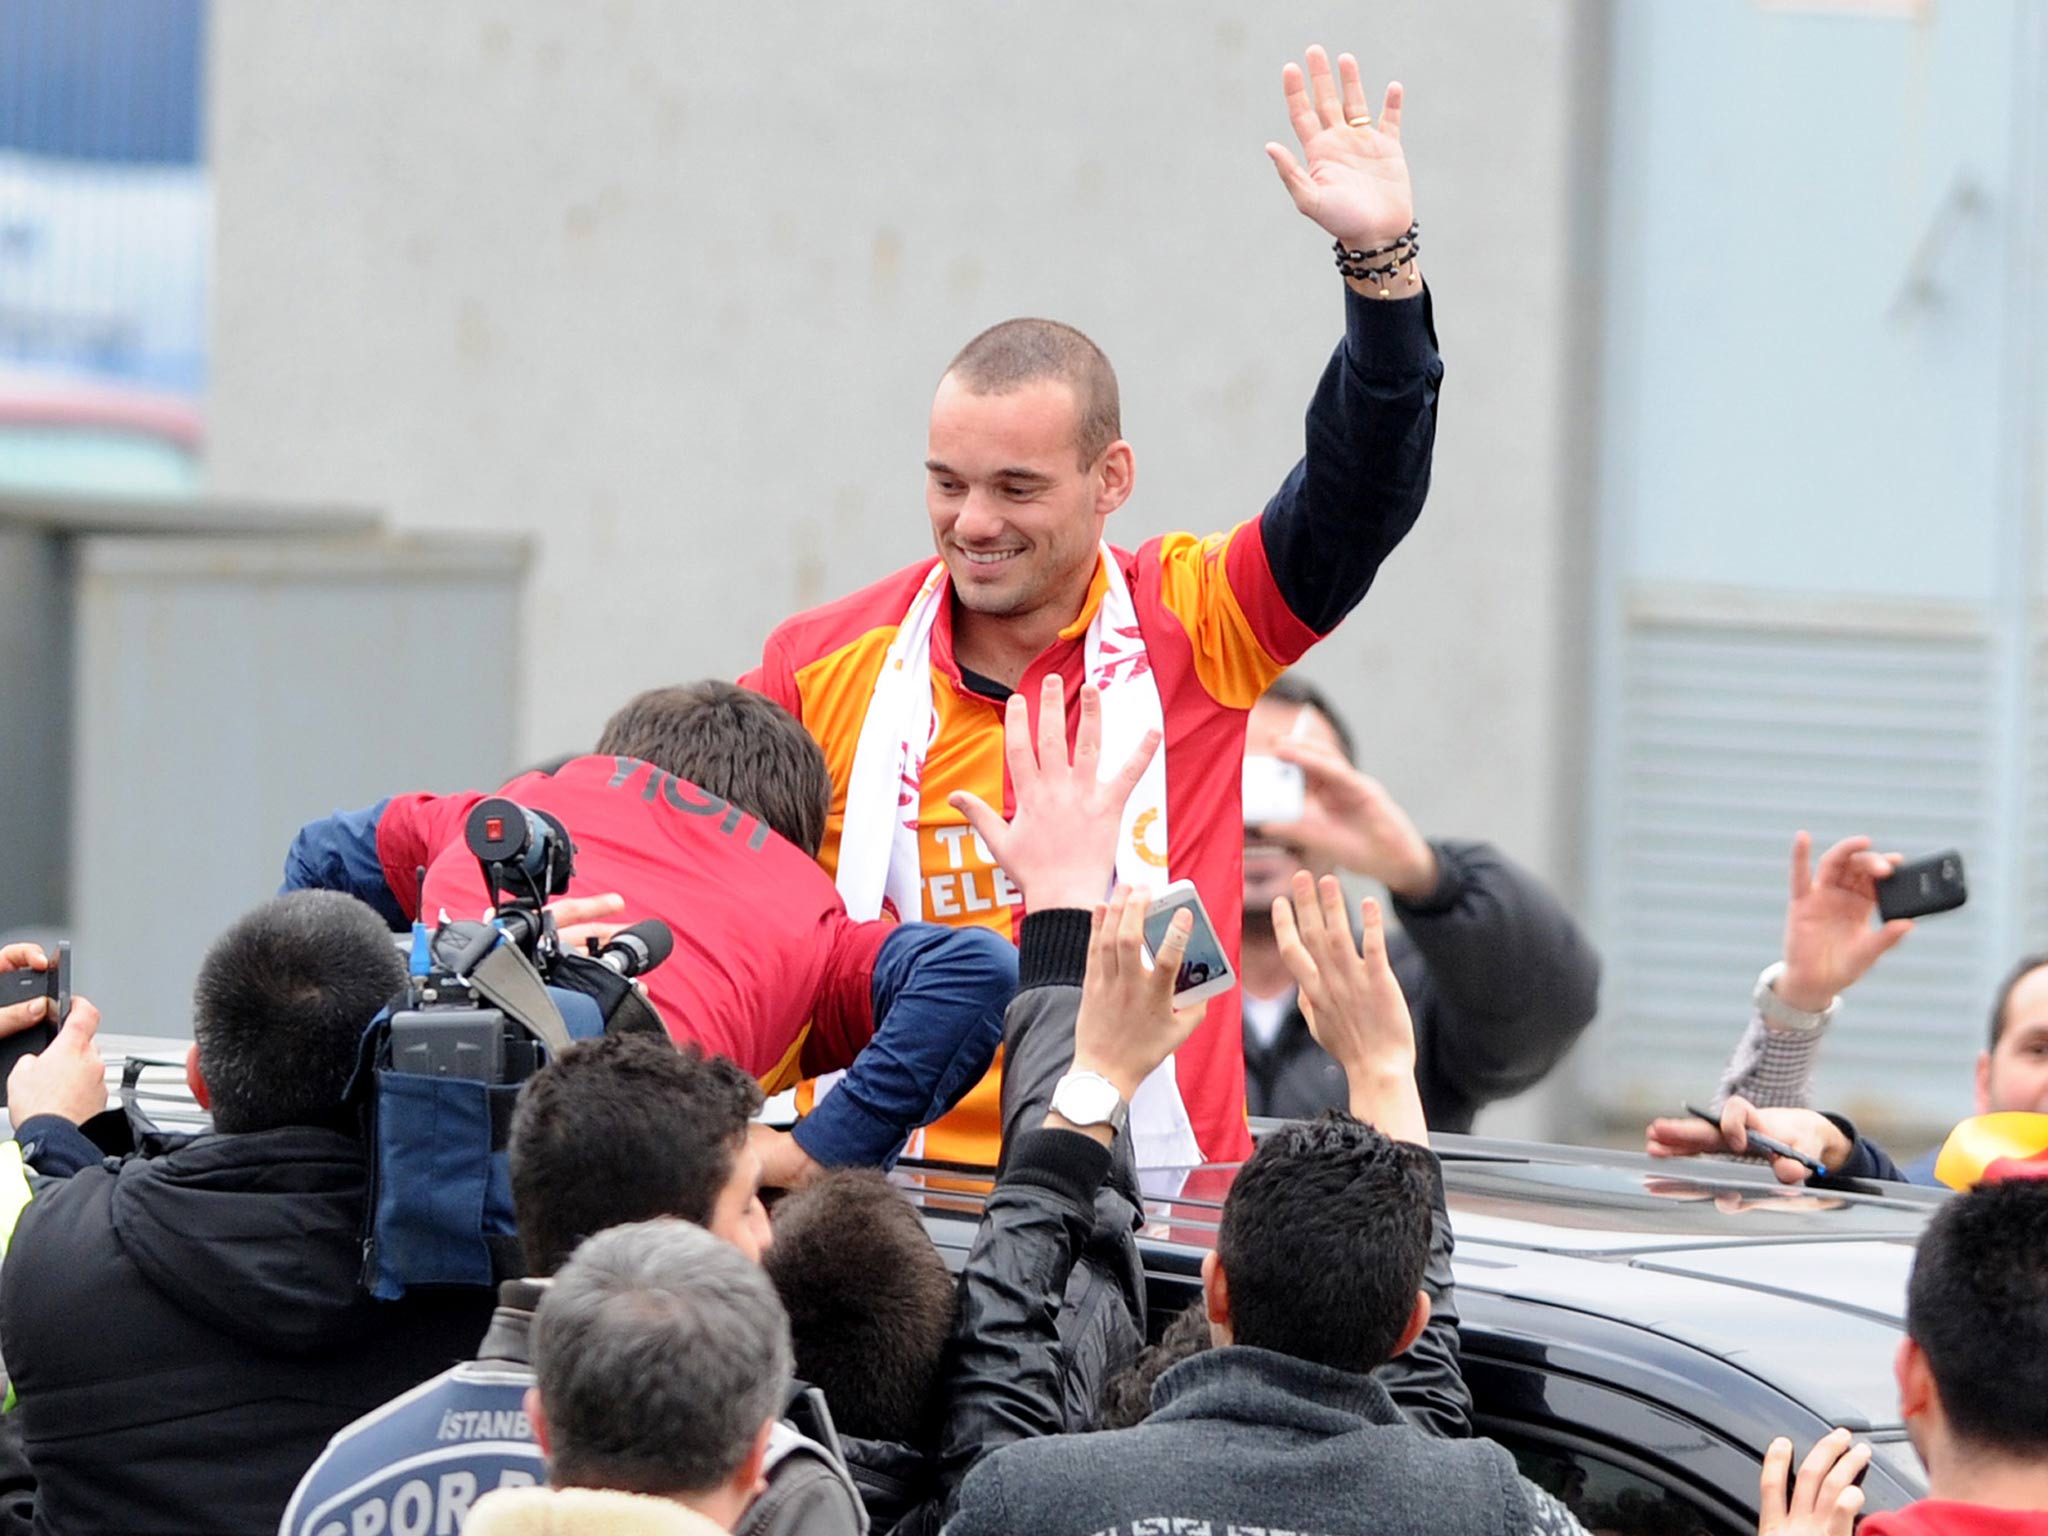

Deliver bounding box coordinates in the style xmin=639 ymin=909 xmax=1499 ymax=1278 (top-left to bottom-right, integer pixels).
xmin=744 ymin=523 xmax=1318 ymax=1165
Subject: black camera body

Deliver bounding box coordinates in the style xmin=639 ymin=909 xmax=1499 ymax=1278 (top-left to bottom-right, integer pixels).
xmin=387 ymin=797 xmax=581 ymax=1086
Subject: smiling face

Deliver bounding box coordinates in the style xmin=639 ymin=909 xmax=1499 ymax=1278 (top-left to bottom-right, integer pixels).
xmin=925 ymin=373 xmax=1132 ymax=632
xmin=1979 ymin=963 xmax=2048 ymax=1115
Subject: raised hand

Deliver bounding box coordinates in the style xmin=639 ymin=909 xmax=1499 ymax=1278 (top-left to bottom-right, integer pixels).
xmin=949 ymin=675 xmax=1161 ymax=914
xmin=1757 ymin=1430 xmax=1869 ymax=1536
xmin=1778 ymin=832 xmax=1911 ymax=1013
xmin=1271 ymin=871 xmax=1425 ymax=1144
xmin=1068 ymin=886 xmax=1204 ymax=1108
xmin=1265 ymin=45 xmax=1414 ymax=255
xmin=1257 ymin=735 xmax=1438 ymax=900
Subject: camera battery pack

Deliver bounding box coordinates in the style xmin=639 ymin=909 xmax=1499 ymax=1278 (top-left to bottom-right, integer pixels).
xmin=388 ymin=1008 xmax=507 ymax=1082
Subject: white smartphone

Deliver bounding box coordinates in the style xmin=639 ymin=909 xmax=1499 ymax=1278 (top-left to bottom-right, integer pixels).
xmin=1143 ymin=880 xmax=1238 ymax=1008
xmin=1241 ymin=754 xmax=1305 ymax=827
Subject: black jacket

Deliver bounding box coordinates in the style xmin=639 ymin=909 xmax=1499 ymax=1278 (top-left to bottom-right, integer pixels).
xmin=0 ymin=1125 xmax=492 ymax=1536
xmin=839 ymin=912 xmax=1472 ymax=1534
xmin=1245 ymin=839 xmax=1602 ymax=1132
xmin=835 ymin=910 xmax=1144 ymax=1535
xmin=949 ymin=1347 xmax=1576 ymax=1536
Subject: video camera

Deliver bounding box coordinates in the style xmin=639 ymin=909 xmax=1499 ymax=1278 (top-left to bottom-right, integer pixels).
xmin=386 ymin=796 xmax=672 ymax=1086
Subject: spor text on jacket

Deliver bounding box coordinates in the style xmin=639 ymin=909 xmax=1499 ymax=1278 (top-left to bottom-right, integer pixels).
xmin=282 ymin=1279 xmax=865 ymax=1536
xmin=1244 ymin=838 xmax=1602 ymax=1133
xmin=0 ymin=1125 xmax=492 ymax=1536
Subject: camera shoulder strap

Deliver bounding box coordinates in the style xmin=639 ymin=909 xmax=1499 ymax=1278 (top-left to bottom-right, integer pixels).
xmin=467 ymin=940 xmax=574 ymax=1056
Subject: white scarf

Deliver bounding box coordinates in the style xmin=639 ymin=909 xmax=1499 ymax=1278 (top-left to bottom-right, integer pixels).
xmin=836 ymin=546 xmax=1203 ymax=1168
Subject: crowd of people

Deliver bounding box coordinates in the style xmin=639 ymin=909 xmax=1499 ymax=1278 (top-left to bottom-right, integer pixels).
xmin=0 ymin=39 xmax=2038 ymax=1536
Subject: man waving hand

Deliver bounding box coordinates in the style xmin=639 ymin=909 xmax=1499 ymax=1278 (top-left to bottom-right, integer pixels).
xmin=746 ymin=46 xmax=1441 ymax=1169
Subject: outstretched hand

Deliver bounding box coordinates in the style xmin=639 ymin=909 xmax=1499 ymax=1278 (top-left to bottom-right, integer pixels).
xmin=1068 ymin=885 xmax=1205 ymax=1109
xmin=1266 ymin=45 xmax=1415 ymax=256
xmin=1777 ymin=832 xmax=1910 ymax=1013
xmin=1272 ymin=871 xmax=1426 ymax=1145
xmin=949 ymin=675 xmax=1160 ymax=914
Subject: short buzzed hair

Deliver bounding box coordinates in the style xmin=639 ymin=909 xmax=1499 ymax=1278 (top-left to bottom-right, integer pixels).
xmin=946 ymin=318 xmax=1122 ymax=467
xmin=534 ymin=1219 xmax=793 ymax=1497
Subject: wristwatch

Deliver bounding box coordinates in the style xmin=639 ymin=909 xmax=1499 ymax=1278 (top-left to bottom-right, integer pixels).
xmin=1050 ymin=1070 xmax=1129 ymax=1134
xmin=1753 ymin=961 xmax=1839 ymax=1035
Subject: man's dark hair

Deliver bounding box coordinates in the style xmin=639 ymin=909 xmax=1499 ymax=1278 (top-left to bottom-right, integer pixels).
xmin=510 ymin=1034 xmax=764 ymax=1277
xmin=1905 ymin=1179 xmax=2048 ymax=1456
xmin=1259 ymin=673 xmax=1358 ymax=763
xmin=1099 ymin=1300 xmax=1212 ymax=1430
xmin=192 ymin=890 xmax=405 ymax=1135
xmin=1215 ymin=1112 xmax=1434 ymax=1374
xmin=594 ymin=681 xmax=831 ymax=856
xmin=763 ymin=1170 xmax=958 ymax=1444
xmin=1985 ymin=953 xmax=2048 ymax=1051
xmin=946 ymin=318 xmax=1122 ymax=468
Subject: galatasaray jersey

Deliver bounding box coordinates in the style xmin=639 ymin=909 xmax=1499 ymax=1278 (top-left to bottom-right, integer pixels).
xmin=746 ymin=527 xmax=1311 ymax=1165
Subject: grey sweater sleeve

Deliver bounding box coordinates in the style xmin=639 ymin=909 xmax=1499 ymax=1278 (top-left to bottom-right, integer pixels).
xmin=1398 ymin=840 xmax=1602 ymax=1117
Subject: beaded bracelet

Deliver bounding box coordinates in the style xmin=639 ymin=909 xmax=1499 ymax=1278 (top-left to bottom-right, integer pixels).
xmin=1333 ymin=221 xmax=1421 ymax=296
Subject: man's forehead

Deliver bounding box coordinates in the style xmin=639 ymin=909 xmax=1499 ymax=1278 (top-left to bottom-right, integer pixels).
xmin=929 ymin=373 xmax=1084 ymax=467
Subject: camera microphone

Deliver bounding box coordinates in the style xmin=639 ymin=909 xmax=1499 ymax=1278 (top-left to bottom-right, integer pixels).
xmin=595 ymin=919 xmax=674 ymax=979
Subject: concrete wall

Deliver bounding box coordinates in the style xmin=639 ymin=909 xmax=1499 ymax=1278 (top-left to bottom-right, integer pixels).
xmin=205 ymin=2 xmax=1596 ymax=1119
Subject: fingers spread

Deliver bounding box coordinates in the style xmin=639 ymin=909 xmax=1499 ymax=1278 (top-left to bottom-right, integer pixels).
xmin=947 ymin=790 xmax=1008 ymax=862
xmin=1789 ymin=829 xmax=1812 ymax=901
xmin=1337 ymin=52 xmax=1369 ymax=122
xmin=1036 ymin=673 xmax=1068 ymax=775
xmin=1003 ymin=691 xmax=1037 ymax=789
xmin=1074 ymin=682 xmax=1103 ymax=768
xmin=1305 ymin=44 xmax=1343 ymax=128
xmin=1377 ymin=80 xmax=1404 ymax=138
xmin=1279 ymin=64 xmax=1320 ymax=152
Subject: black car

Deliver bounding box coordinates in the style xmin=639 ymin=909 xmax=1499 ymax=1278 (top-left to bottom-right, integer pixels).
xmin=899 ymin=1132 xmax=1941 ymax=1536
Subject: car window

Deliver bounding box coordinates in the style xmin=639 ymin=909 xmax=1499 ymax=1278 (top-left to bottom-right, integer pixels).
xmin=1499 ymin=1430 xmax=1743 ymax=1536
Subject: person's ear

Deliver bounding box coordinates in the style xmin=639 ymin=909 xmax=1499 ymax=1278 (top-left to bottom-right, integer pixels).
xmin=1201 ymin=1250 xmax=1233 ymax=1344
xmin=524 ymin=1385 xmax=551 ymax=1461
xmin=1390 ymin=1291 xmax=1432 ymax=1358
xmin=738 ymin=1418 xmax=775 ymax=1498
xmin=1095 ymin=441 xmax=1136 ymax=519
xmin=1975 ymin=1049 xmax=1993 ymax=1115
xmin=1896 ymin=1337 xmax=1935 ymax=1424
xmin=185 ymin=1043 xmax=210 ymax=1112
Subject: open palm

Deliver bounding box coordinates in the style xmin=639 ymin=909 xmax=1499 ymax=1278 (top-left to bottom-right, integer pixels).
xmin=1267 ymin=46 xmax=1414 ymax=250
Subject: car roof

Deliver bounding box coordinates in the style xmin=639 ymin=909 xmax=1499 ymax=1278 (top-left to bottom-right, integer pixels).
xmin=898 ymin=1130 xmax=1939 ymax=1433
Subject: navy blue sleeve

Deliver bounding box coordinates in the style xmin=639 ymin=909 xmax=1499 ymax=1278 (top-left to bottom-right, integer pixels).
xmin=14 ymin=1115 xmax=105 ymax=1179
xmin=1257 ymin=286 xmax=1443 ymax=635
xmin=1822 ymin=1112 xmax=1912 ymax=1183
xmin=791 ymin=924 xmax=1015 ymax=1169
xmin=279 ymin=799 xmax=408 ymax=930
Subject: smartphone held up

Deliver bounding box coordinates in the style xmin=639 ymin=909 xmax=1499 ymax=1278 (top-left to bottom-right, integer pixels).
xmin=1141 ymin=880 xmax=1238 ymax=1008
xmin=1876 ymin=850 xmax=1967 ymax=923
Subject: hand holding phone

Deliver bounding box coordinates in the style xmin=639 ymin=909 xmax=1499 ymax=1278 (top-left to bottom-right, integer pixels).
xmin=1875 ymin=850 xmax=1967 ymax=922
xmin=1141 ymin=881 xmax=1238 ymax=1008
xmin=0 ymin=941 xmax=69 ymax=1109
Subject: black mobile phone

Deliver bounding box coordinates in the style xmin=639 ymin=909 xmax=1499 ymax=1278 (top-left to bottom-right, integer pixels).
xmin=0 ymin=941 xmax=67 ymax=1108
xmin=1876 ymin=850 xmax=1967 ymax=922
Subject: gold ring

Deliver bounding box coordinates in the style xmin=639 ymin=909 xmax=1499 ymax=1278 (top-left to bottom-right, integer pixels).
xmin=1347 ymin=116 xmax=1372 ymax=128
